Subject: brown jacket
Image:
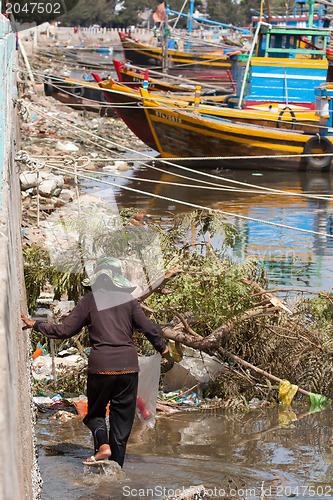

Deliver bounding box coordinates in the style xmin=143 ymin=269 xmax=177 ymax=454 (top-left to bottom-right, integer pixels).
xmin=34 ymin=291 xmax=167 ymax=373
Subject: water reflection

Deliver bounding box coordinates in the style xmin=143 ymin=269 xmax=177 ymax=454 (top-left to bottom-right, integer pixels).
xmin=36 ymin=407 xmax=333 ymax=499
xmin=95 ymin=164 xmax=333 ymax=291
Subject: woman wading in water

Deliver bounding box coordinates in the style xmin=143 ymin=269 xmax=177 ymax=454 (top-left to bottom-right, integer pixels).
xmin=21 ymin=257 xmax=169 ymax=466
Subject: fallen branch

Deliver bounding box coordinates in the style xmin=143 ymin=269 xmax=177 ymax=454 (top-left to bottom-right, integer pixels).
xmin=214 ymin=346 xmax=311 ymax=397
xmin=160 ymin=326 xmax=312 ymax=398
xmin=139 ymin=268 xmax=182 ymax=301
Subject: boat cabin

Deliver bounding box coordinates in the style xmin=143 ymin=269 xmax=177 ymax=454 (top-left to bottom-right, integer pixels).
xmin=230 ymin=24 xmax=330 ymax=110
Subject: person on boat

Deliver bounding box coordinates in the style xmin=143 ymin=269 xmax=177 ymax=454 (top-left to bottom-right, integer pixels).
xmin=21 ymin=257 xmax=169 ymax=467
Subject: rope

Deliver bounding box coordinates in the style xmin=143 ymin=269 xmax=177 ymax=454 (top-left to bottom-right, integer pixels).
xmin=31 ymin=154 xmax=333 ymax=200
xmin=17 ymin=151 xmax=333 ymax=240
xmin=24 ymin=101 xmax=333 ymax=203
xmin=17 ymin=67 xmax=332 ymax=133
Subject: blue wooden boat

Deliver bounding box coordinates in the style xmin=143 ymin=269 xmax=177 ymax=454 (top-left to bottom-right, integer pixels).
xmin=228 ymin=21 xmax=331 ymax=111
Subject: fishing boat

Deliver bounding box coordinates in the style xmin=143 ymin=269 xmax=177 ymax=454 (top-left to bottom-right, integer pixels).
xmin=43 ymin=74 xmax=115 ymax=115
xmin=228 ymin=20 xmax=331 ymax=111
xmin=118 ymin=31 xmax=235 ymax=79
xmin=92 ymin=72 xmax=321 ymax=152
xmin=118 ymin=0 xmax=251 ymax=77
xmin=140 ymin=87 xmax=333 ymax=171
xmin=91 ymin=75 xmax=232 ymax=149
xmin=113 ymin=60 xmax=195 ymax=93
xmin=251 ymin=0 xmax=331 ymax=29
xmin=113 ymin=59 xmax=234 ymax=94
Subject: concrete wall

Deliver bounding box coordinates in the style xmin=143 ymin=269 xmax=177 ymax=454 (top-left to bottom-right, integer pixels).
xmin=19 ymin=24 xmax=155 ymax=45
xmin=0 ymin=14 xmax=41 ymax=500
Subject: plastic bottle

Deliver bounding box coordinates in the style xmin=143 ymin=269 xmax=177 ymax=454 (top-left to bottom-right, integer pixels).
xmin=136 ymin=397 xmax=152 ymax=420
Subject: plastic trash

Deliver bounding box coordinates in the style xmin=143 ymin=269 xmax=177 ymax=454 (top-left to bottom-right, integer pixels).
xmin=177 ymin=393 xmax=199 ymax=406
xmin=33 ymin=396 xmax=53 ymax=405
xmin=309 ymin=392 xmax=328 ymax=410
xmin=136 ymin=397 xmax=153 ymax=421
xmin=278 ymin=379 xmax=298 ymax=405
xmin=32 ymin=342 xmax=46 ymax=359
xmin=136 ymin=353 xmax=161 ymax=428
xmin=51 ymin=394 xmax=63 ymax=406
xmin=56 ymin=141 xmax=79 ymax=152
xmin=168 ymin=339 xmax=183 ymax=362
xmin=32 ymin=356 xmax=53 ymax=380
xmin=52 ymin=410 xmax=76 ymax=421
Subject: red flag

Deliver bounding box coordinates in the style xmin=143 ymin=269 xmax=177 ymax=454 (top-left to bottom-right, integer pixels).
xmin=153 ymin=2 xmax=165 ymax=23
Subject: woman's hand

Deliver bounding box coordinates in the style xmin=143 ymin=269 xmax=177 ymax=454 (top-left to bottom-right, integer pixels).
xmin=161 ymin=346 xmax=174 ymax=363
xmin=21 ymin=312 xmax=35 ymax=330
xmin=161 ymin=346 xmax=169 ymax=357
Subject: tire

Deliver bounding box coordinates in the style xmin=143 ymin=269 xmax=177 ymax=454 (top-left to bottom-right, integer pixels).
xmin=277 ymin=106 xmax=296 ymax=130
xmin=303 ymin=136 xmax=333 ymax=170
xmin=44 ymin=79 xmax=54 ymax=96
xmin=71 ymin=86 xmax=85 ymax=98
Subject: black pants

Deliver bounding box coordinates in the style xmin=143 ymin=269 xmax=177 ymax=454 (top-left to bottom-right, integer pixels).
xmin=83 ymin=372 xmax=138 ymax=467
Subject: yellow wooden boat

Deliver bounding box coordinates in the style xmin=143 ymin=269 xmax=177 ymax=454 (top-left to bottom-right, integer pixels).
xmin=93 ymin=74 xmax=321 ymax=152
xmin=140 ymin=88 xmax=333 ymax=171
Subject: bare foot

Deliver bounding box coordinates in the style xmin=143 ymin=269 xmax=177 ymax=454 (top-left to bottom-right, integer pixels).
xmin=86 ymin=444 xmax=111 ymax=462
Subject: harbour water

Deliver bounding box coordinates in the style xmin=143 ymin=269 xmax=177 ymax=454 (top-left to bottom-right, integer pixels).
xmin=84 ymin=163 xmax=333 ymax=293
xmin=37 ymin=406 xmax=333 ymax=499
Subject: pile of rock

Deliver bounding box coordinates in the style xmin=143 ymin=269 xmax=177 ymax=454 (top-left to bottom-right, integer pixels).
xmin=20 ymin=170 xmax=65 ymax=198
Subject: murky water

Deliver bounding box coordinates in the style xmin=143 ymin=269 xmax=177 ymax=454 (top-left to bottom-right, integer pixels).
xmin=83 ymin=164 xmax=333 ymax=292
xmin=37 ymin=406 xmax=333 ymax=499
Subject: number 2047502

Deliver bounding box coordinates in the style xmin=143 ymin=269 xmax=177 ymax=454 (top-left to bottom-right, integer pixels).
xmin=5 ymin=3 xmax=61 ymax=14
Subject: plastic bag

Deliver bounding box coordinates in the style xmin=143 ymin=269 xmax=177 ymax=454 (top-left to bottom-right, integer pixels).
xmin=309 ymin=392 xmax=328 ymax=411
xmin=32 ymin=342 xmax=46 ymax=359
xmin=278 ymin=379 xmax=298 ymax=405
xmin=32 ymin=356 xmax=53 ymax=380
xmin=168 ymin=340 xmax=183 ymax=362
xmin=136 ymin=353 xmax=161 ymax=428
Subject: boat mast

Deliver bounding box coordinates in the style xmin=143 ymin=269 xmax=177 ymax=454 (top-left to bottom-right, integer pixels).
xmin=162 ymin=4 xmax=170 ymax=72
xmin=186 ymin=0 xmax=194 ymax=51
xmin=237 ymin=21 xmax=271 ymax=109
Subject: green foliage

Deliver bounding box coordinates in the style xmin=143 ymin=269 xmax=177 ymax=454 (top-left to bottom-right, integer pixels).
xmin=296 ymin=292 xmax=333 ymax=325
xmin=32 ymin=364 xmax=87 ymax=396
xmin=206 ymin=0 xmax=294 ymax=27
xmin=23 ymin=210 xmax=333 ymax=401
xmin=206 ymin=0 xmax=241 ymax=26
xmin=59 ymin=0 xmax=117 ymax=26
xmin=23 ymin=245 xmax=86 ymax=314
xmin=148 ymin=255 xmax=262 ymax=334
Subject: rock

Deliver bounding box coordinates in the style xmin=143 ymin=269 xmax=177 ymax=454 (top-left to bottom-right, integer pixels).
xmin=20 ymin=171 xmax=38 ymax=190
xmin=39 ymin=179 xmax=58 ymax=197
xmin=84 ymin=161 xmax=97 ymax=171
xmin=21 ymin=190 xmax=31 ymax=199
xmin=58 ymin=189 xmax=74 ymax=203
xmin=56 ymin=141 xmax=79 ymax=152
xmin=115 ymin=160 xmax=129 ymax=172
xmin=39 ymin=173 xmax=64 ymax=197
xmin=102 ymin=165 xmax=118 ymax=172
xmin=51 ymin=174 xmax=64 ymax=189
xmin=53 ymin=187 xmax=62 ymax=197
